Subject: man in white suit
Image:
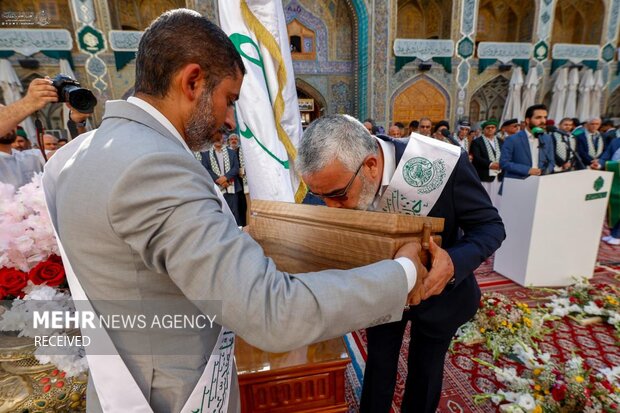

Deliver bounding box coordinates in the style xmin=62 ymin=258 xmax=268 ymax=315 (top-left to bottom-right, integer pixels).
xmin=43 ymin=9 xmax=429 ymax=413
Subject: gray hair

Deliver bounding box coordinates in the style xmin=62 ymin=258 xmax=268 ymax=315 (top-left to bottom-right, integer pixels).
xmin=586 ymin=117 xmax=602 ymax=123
xmin=297 ymin=114 xmax=378 ymax=176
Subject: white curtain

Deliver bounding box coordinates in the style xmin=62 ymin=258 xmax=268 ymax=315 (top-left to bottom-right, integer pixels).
xmin=520 ymin=68 xmax=539 ymax=116
xmin=576 ymin=69 xmax=594 ymax=122
xmin=0 ymin=59 xmax=37 ymax=141
xmin=589 ymin=70 xmax=604 ymax=119
xmin=564 ymin=67 xmax=580 ymax=119
xmin=501 ymin=67 xmax=524 ymax=123
xmin=548 ymin=67 xmax=568 ymax=122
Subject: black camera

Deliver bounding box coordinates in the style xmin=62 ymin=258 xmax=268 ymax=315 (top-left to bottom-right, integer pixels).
xmin=52 ymin=74 xmax=97 ymax=114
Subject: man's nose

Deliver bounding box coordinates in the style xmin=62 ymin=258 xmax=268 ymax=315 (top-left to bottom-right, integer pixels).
xmin=225 ymin=106 xmax=236 ymax=131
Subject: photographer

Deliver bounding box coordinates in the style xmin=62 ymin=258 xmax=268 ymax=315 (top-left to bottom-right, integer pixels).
xmin=0 ymin=76 xmax=95 ymax=188
xmin=0 ymin=78 xmax=57 ymax=137
xmin=0 ymin=76 xmax=95 ymax=141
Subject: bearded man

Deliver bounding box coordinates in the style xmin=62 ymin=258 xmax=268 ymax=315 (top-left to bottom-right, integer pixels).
xmin=42 ymin=9 xmax=427 ymax=413
xmin=298 ymin=115 xmax=505 ymax=413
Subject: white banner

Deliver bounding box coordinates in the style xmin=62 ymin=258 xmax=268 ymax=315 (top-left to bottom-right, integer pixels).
xmin=219 ymin=0 xmax=304 ymax=202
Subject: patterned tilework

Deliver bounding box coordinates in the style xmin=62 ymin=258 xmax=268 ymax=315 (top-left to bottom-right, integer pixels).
xmin=370 ymin=0 xmax=388 ymax=123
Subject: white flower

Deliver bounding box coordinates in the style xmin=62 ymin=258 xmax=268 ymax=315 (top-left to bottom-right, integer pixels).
xmin=491 ymin=394 xmax=505 ymax=404
xmin=566 ymin=356 xmax=584 ymax=371
xmin=34 ymin=333 xmax=87 ymax=377
xmin=598 ymin=366 xmax=620 ymax=385
xmin=498 ymin=389 xmax=519 ymax=402
xmin=584 ymin=302 xmax=604 ymax=315
xmin=517 ymin=394 xmax=536 ymax=412
xmin=607 ymin=312 xmax=620 ymax=326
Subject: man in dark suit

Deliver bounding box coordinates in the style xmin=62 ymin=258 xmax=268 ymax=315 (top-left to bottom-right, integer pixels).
xmin=298 ymin=115 xmax=505 ymax=413
xmin=470 ymin=119 xmax=503 ymax=207
xmin=576 ymin=117 xmax=605 ymax=168
xmin=500 ymin=104 xmax=555 ymax=183
xmin=201 ymin=134 xmax=244 ymax=225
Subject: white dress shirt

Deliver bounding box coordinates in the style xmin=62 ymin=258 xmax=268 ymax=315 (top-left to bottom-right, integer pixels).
xmin=127 ymin=96 xmax=192 ymax=155
xmin=525 ymin=129 xmax=539 ymax=169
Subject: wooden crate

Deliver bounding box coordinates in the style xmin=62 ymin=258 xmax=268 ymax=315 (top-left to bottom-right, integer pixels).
xmin=248 ymin=200 xmax=444 ymax=272
xmin=238 ymin=200 xmax=445 ymax=412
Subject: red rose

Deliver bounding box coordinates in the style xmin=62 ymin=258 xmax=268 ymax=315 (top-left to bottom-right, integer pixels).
xmin=569 ymin=296 xmax=579 ymax=304
xmin=551 ymin=384 xmax=566 ymax=401
xmin=594 ymin=299 xmax=604 ymax=307
xmin=28 ymin=256 xmax=65 ymax=287
xmin=487 ymin=310 xmax=496 ymax=317
xmin=0 ymin=268 xmax=28 ymax=297
xmin=479 ymin=300 xmax=485 ymax=308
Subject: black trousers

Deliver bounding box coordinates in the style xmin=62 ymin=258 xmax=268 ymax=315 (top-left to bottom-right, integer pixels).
xmin=360 ymin=277 xmax=480 ymax=413
xmin=223 ymin=192 xmax=242 ymax=226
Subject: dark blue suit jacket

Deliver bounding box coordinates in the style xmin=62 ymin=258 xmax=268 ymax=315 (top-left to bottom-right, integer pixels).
xmin=499 ymin=130 xmax=555 ymax=179
xmin=576 ymin=132 xmax=605 ymax=165
xmin=380 ymin=135 xmax=506 ymax=336
xmin=201 ymin=147 xmax=243 ymax=193
xmin=599 ymin=137 xmax=620 ymax=165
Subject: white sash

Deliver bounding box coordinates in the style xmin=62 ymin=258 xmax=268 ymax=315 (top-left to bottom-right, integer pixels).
xmin=378 ymin=133 xmax=460 ymax=216
xmin=43 ymin=133 xmax=235 ymax=413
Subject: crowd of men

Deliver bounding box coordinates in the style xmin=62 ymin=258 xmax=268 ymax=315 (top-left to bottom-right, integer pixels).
xmin=377 ymin=107 xmax=620 ymax=245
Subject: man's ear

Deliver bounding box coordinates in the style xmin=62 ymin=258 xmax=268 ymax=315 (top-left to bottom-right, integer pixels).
xmin=178 ymin=63 xmax=203 ymax=101
xmin=364 ymin=155 xmax=381 ymax=179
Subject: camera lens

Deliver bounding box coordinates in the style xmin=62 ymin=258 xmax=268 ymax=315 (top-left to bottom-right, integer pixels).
xmin=67 ymin=87 xmax=97 ymax=114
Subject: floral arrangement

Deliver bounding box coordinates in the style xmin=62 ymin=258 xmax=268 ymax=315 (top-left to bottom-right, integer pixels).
xmin=453 ymin=292 xmax=553 ymax=358
xmin=0 ymin=283 xmax=88 ymax=377
xmin=0 ymin=174 xmax=85 ymax=376
xmin=473 ymin=342 xmax=620 ymax=413
xmin=544 ymin=278 xmax=620 ymax=338
xmin=0 ymin=174 xmax=65 ymax=298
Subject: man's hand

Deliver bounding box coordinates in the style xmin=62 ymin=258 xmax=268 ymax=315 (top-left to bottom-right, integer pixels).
xmin=395 ymin=242 xmax=428 ymax=307
xmin=590 ymin=160 xmax=601 ymax=170
xmin=528 ymin=168 xmax=542 ymax=176
xmin=215 ymin=176 xmax=228 ymax=185
xmin=422 ymin=237 xmax=455 ymax=300
xmin=22 ymin=78 xmax=58 ymax=112
xmin=562 ymin=161 xmax=572 ymax=170
xmin=489 ymin=161 xmax=500 ymax=170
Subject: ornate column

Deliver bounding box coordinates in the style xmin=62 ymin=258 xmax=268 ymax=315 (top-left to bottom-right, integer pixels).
xmin=69 ymin=0 xmax=110 ymax=100
xmin=455 ymin=0 xmax=479 ymax=120
xmin=601 ymin=0 xmax=620 ymax=104
xmin=369 ymin=0 xmax=390 ymax=125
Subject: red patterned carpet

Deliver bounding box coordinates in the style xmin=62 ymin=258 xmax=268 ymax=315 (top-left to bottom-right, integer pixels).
xmin=344 ymin=232 xmax=620 ymax=413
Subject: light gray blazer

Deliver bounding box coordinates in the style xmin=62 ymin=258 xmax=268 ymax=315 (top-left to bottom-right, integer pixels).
xmin=43 ymin=100 xmax=408 ymax=413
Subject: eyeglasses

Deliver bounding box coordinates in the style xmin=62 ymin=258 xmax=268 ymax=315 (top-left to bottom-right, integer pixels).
xmin=308 ymin=161 xmax=364 ymax=200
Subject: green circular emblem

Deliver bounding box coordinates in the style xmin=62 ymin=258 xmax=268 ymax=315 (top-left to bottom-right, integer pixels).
xmin=403 ymin=157 xmax=434 ymax=187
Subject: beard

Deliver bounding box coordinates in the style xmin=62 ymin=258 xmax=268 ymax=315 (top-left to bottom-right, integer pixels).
xmin=184 ymin=88 xmax=225 ymax=152
xmin=355 ymin=174 xmax=380 ymax=211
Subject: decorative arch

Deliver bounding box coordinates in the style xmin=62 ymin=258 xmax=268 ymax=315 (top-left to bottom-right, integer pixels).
xmin=285 ymin=0 xmax=369 ymax=118
xmin=469 ymin=75 xmax=510 ymax=122
xmin=390 ymin=76 xmax=450 ymax=125
xmin=295 ymin=78 xmax=327 ymax=127
xmin=551 ymin=0 xmax=604 ymax=45
xmin=396 ymin=0 xmax=452 ymax=39
xmin=476 ymin=0 xmax=536 ymax=43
